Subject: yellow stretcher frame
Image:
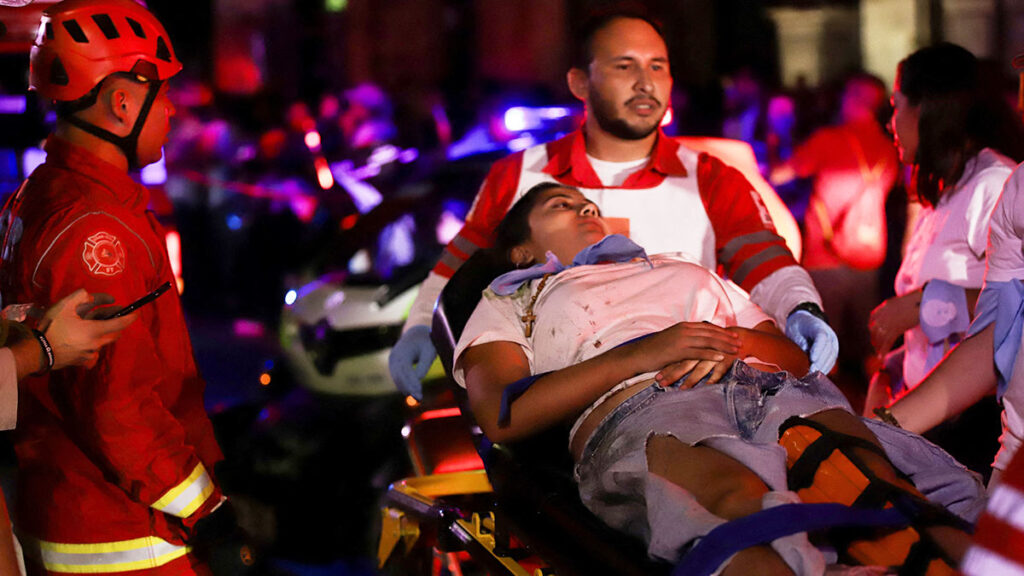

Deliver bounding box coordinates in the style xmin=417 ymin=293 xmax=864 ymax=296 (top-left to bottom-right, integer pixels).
xmin=377 ymin=469 xmax=556 ymax=576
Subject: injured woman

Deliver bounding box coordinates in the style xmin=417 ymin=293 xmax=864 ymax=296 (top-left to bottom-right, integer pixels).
xmin=451 ymin=182 xmax=986 ymax=576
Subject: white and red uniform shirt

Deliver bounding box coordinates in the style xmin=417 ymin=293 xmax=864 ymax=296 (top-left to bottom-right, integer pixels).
xmin=407 ymin=129 xmax=819 ymax=332
xmin=1 ymin=137 xmax=222 ymax=575
xmin=894 ymin=148 xmax=1014 ymax=388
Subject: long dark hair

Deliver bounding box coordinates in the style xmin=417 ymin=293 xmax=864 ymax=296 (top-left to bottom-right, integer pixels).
xmin=898 ymin=43 xmax=1024 ymax=206
xmin=442 ymin=182 xmax=570 ymax=335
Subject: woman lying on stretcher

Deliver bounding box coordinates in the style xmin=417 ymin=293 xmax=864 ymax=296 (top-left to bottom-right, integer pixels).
xmin=452 ymin=182 xmax=982 ymax=576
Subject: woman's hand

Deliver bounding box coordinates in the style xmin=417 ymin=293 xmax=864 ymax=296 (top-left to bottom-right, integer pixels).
xmin=631 ymin=322 xmax=741 ymax=388
xmin=869 ymin=291 xmax=922 ymax=357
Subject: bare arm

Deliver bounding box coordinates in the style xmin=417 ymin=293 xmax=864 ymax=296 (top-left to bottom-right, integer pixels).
xmin=652 ymin=320 xmax=809 ymax=387
xmin=40 ymin=289 xmax=137 ymax=372
xmin=731 ymin=320 xmax=810 ymax=375
xmin=888 ymin=324 xmax=996 ymax=434
xmin=10 ymin=337 xmax=45 ymax=380
xmin=870 ymin=289 xmax=923 ymax=358
xmin=5 ymin=290 xmax=137 ymax=379
xmin=462 ymin=322 xmax=741 ymax=443
xmin=870 ymin=286 xmax=982 ymax=359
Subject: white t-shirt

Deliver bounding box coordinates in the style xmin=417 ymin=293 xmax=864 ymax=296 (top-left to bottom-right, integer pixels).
xmin=984 ymin=163 xmax=1024 ymax=284
xmin=982 ymin=163 xmax=1024 ymax=469
xmin=895 ymin=148 xmax=1014 ymax=388
xmin=587 ymin=155 xmax=649 ymax=187
xmin=453 ymin=253 xmax=773 ymax=388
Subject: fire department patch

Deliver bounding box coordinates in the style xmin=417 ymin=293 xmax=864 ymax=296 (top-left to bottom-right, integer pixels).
xmin=82 ymin=231 xmax=126 ymax=277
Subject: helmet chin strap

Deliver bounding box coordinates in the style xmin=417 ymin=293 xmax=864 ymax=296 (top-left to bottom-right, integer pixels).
xmin=63 ymin=80 xmax=163 ymax=170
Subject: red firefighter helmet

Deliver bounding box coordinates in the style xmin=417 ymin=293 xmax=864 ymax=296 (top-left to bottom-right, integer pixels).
xmin=29 ymin=0 xmax=182 ymax=102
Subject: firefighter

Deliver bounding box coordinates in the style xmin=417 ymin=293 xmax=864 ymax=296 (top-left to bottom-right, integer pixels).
xmin=0 ymin=1 xmax=249 ymax=574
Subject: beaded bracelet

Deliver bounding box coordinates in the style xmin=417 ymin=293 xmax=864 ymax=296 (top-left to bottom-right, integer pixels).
xmin=31 ymin=329 xmax=54 ymax=373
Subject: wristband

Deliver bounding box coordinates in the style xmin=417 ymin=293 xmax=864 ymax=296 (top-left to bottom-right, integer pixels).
xmin=31 ymin=329 xmax=54 ymax=373
xmin=788 ymin=301 xmax=828 ymax=323
xmin=873 ymin=406 xmax=902 ymax=429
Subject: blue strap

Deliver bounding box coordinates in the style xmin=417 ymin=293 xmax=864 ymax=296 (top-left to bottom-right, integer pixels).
xmin=673 ymin=503 xmax=910 ymax=576
xmin=498 ymin=371 xmax=552 ymax=426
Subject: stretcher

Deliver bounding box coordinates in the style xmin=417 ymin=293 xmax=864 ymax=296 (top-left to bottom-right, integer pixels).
xmin=377 ymin=268 xmax=668 ymax=576
xmin=377 ymin=253 xmax=971 ymax=576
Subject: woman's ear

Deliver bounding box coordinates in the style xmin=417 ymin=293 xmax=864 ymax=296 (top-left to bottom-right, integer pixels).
xmin=510 ymin=245 xmax=535 ymax=268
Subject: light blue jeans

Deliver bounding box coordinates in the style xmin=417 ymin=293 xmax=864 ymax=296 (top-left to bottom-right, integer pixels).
xmin=574 ymin=361 xmax=986 ymax=564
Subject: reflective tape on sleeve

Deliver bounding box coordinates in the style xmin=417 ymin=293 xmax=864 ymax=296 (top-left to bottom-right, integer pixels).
xmin=38 ymin=536 xmax=189 ymax=573
xmin=151 ymin=462 xmax=215 ymax=518
xmin=986 ymin=484 xmax=1024 ymax=531
xmin=719 ymin=230 xmax=785 ymax=265
xmin=438 ymin=250 xmax=465 ymax=273
xmin=730 ymin=245 xmax=791 ymax=286
xmin=450 ymin=234 xmax=481 ymax=257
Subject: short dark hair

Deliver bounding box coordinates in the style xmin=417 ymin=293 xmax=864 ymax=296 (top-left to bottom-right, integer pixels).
xmin=898 ymin=42 xmax=1024 ymax=205
xmin=571 ymin=3 xmax=665 ymax=72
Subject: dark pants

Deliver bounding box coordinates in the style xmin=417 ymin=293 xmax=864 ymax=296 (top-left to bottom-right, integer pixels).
xmin=810 ymin=266 xmax=881 ymax=411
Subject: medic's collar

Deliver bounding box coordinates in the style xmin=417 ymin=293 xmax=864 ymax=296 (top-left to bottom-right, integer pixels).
xmin=541 ymin=128 xmax=688 ymax=189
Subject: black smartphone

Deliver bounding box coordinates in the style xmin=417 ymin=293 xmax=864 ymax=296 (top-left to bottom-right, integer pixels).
xmin=107 ymin=281 xmax=172 ymax=318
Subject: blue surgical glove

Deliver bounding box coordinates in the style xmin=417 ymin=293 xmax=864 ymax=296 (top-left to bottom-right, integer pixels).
xmin=785 ymin=309 xmax=839 ymax=375
xmin=388 ymin=325 xmax=436 ymax=399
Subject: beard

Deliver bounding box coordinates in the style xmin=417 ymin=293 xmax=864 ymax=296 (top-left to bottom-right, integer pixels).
xmin=588 ymin=86 xmax=663 ymax=141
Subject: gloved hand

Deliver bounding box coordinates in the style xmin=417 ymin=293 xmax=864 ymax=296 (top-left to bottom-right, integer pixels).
xmin=388 ymin=324 xmax=436 ymax=400
xmin=190 ymin=501 xmax=258 ymax=575
xmin=786 ymin=309 xmax=839 ymax=375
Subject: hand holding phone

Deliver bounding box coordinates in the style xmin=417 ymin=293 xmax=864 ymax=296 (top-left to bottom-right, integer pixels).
xmin=40 ymin=289 xmax=139 ymax=370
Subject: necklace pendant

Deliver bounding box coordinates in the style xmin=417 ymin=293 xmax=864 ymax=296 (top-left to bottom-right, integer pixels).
xmin=522 ymin=313 xmax=535 ymax=337
xmin=520 ymin=272 xmax=550 ymax=338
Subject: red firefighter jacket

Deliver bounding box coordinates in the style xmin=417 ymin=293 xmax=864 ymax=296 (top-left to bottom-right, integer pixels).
xmin=1 ymin=137 xmax=223 ymax=575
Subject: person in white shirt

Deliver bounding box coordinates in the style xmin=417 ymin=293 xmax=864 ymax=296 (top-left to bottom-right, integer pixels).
xmin=865 ymin=43 xmax=1020 ymax=414
xmin=455 ymin=183 xmax=975 ymax=575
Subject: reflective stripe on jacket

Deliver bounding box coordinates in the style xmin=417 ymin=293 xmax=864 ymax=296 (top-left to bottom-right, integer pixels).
xmin=34 ymin=536 xmax=190 ymax=574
